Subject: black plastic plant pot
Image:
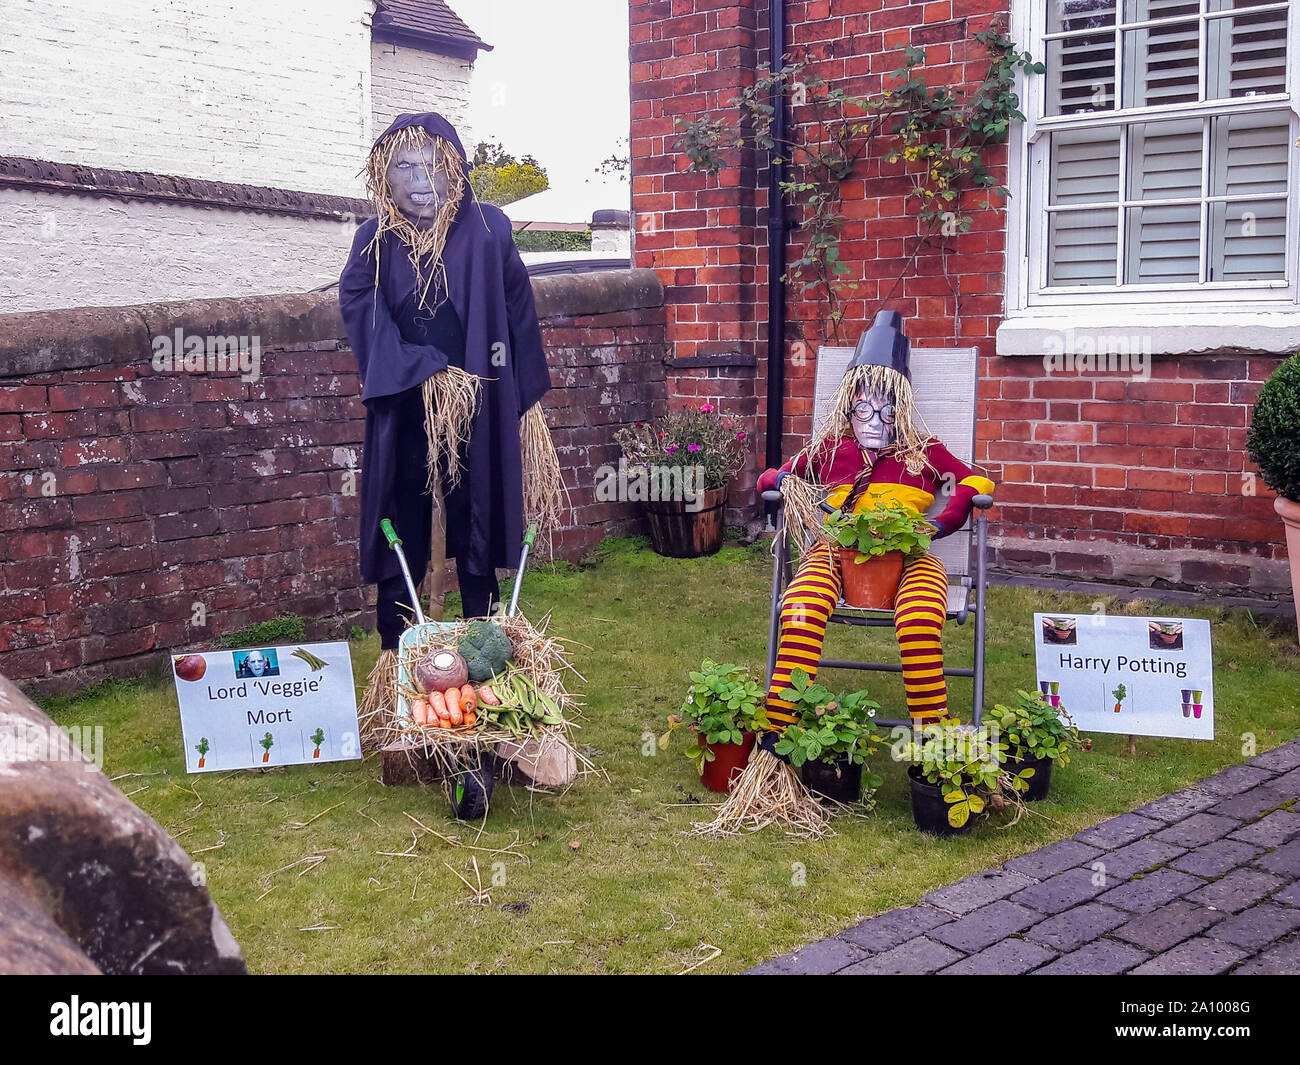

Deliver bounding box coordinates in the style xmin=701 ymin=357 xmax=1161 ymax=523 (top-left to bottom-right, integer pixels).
xmin=1005 ymin=752 xmax=1053 ymax=801
xmin=801 ymin=757 xmax=862 ymax=803
xmin=907 ymin=766 xmax=972 ymax=837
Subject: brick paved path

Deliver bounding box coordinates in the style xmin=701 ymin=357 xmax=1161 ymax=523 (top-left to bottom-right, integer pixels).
xmin=749 ymin=739 xmax=1300 ymax=975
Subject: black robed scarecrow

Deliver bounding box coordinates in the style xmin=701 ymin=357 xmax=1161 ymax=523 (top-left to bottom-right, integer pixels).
xmin=339 ymin=113 xmax=566 ymax=736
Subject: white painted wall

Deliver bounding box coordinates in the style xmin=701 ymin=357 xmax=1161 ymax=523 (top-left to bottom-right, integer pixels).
xmin=371 ymin=41 xmax=474 ymax=148
xmin=0 ymin=188 xmax=358 ymax=312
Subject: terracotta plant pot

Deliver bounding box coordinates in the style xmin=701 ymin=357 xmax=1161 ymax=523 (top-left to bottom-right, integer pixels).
xmin=1276 ymin=496 xmax=1300 ymax=645
xmin=645 ymin=486 xmax=727 ymax=558
xmin=838 ymin=549 xmax=905 ymax=609
xmin=698 ymin=731 xmax=755 ymax=793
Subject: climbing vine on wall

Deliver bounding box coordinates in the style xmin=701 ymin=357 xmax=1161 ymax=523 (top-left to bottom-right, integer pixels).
xmin=677 ymin=27 xmax=1044 ymax=342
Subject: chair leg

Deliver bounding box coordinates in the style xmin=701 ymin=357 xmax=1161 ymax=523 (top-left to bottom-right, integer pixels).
xmin=973 ymin=509 xmax=989 ymax=726
xmin=766 ymin=513 xmax=787 ymax=689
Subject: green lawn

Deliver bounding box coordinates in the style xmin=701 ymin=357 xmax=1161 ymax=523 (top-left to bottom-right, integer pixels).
xmin=40 ymin=537 xmax=1300 ymax=974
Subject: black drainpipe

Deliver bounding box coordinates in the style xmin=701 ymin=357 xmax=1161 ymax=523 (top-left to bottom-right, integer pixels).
xmin=764 ymin=0 xmax=789 ymax=479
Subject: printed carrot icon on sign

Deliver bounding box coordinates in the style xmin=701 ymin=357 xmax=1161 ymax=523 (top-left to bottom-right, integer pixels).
xmin=1112 ymin=683 xmax=1126 ymax=714
xmin=310 ymin=728 xmax=325 ymax=759
xmin=260 ymin=732 xmax=274 ymax=763
xmin=195 ymin=737 xmax=210 ymax=768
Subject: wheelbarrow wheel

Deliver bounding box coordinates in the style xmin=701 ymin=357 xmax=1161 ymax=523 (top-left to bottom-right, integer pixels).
xmin=451 ymin=763 xmax=495 ymax=821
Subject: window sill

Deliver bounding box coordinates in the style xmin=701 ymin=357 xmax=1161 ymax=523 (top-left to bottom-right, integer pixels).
xmin=996 ymin=308 xmax=1300 ymax=357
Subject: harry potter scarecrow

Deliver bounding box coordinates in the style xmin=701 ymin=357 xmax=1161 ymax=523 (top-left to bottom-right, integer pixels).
xmin=339 ymin=113 xmax=566 ymax=737
xmin=698 ymin=310 xmax=995 ymax=836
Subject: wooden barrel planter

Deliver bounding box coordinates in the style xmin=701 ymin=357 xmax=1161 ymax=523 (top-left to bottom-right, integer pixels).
xmin=645 ymin=486 xmax=727 ymax=558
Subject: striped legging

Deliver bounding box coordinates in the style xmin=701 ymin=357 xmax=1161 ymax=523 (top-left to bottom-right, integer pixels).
xmin=766 ymin=543 xmax=950 ymax=727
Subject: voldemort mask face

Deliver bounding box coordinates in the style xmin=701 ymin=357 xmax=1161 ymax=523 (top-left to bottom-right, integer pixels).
xmin=850 ymin=388 xmax=896 ymax=450
xmin=386 ymin=142 xmax=450 ymax=228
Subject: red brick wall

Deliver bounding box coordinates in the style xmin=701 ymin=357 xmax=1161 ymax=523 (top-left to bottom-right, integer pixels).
xmin=0 ymin=273 xmax=667 ymax=691
xmin=629 ymin=0 xmax=1291 ymax=596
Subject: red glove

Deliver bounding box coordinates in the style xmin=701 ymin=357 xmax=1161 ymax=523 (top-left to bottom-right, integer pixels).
xmin=757 ymin=467 xmax=781 ymax=494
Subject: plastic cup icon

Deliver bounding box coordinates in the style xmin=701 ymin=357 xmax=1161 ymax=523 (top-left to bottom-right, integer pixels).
xmin=1193 ymin=703 xmax=1203 ymax=719
xmin=1049 ymin=694 xmax=1061 ymax=707
xmin=1049 ymin=681 xmax=1060 ymax=695
xmin=1182 ymin=703 xmax=1192 ymax=718
xmin=1040 ymin=681 xmax=1051 ymax=695
xmin=1192 ymin=689 xmax=1203 ymax=702
xmin=1181 ymin=689 xmax=1192 ymax=702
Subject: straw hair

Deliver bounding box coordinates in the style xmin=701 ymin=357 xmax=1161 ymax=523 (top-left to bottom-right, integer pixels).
xmin=364 ymin=124 xmax=467 ymax=311
xmin=358 ymin=648 xmax=399 ymax=752
xmin=520 ymin=402 xmax=570 ymax=548
xmin=809 ymin=364 xmax=935 ymax=477
xmin=422 ymin=368 xmax=482 ymax=490
xmin=776 ymin=472 xmax=832 ymax=552
xmin=691 ymin=748 xmax=833 ymax=839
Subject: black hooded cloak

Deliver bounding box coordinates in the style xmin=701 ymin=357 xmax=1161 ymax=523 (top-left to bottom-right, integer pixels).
xmin=339 ymin=113 xmax=551 ymax=588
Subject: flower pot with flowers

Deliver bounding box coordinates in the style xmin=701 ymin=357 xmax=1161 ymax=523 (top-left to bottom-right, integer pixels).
xmin=1246 ymin=351 xmax=1300 ymax=643
xmin=772 ymin=670 xmax=884 ymax=804
xmin=615 ymin=403 xmax=748 ymax=558
xmin=986 ymin=689 xmax=1082 ymax=802
xmin=661 ymin=660 xmax=768 ymax=792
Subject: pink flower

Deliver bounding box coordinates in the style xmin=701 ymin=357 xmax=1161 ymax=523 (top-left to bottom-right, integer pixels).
xmin=687 ymin=443 xmax=701 ymax=452
xmin=665 ymin=444 xmax=679 ymax=453
xmin=700 ymin=403 xmax=714 ymax=413
xmin=736 ymin=431 xmax=746 ymax=441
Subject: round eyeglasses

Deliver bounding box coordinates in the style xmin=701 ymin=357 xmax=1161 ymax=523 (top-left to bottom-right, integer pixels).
xmin=850 ymin=400 xmax=896 ymax=425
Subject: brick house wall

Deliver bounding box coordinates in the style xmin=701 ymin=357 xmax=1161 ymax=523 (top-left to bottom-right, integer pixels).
xmin=628 ymin=0 xmax=1293 ymax=597
xmin=0 ymin=270 xmax=666 ymax=693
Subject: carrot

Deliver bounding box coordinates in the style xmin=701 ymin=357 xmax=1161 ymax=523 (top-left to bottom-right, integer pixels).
xmin=428 ymin=690 xmax=448 ymax=722
xmin=459 ymin=684 xmax=477 ymax=714
xmin=411 ymin=698 xmax=429 ymax=726
xmin=445 ymin=687 xmax=463 ymax=726
xmin=477 ymin=684 xmax=500 ymax=707
xmin=464 ymin=710 xmax=477 ymax=727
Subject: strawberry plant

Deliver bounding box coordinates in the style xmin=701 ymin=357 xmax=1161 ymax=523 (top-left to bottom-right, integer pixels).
xmin=772 ymin=671 xmax=883 ymax=789
xmin=826 ymin=503 xmax=933 ymax=562
xmin=662 ymin=660 xmax=767 ymax=766
xmin=987 ymin=689 xmax=1082 ymax=769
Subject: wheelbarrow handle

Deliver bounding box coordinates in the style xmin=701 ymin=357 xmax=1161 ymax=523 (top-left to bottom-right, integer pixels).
xmin=380 ymin=517 xmax=425 ymax=627
xmin=506 ymin=523 xmax=539 ymax=618
xmin=380 ymin=518 xmax=401 ymax=548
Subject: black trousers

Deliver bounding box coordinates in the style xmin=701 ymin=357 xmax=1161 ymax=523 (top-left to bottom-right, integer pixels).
xmin=377 ymin=566 xmax=500 ymax=649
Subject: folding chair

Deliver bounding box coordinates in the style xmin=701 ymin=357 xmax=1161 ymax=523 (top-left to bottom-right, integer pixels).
xmin=763 ymin=345 xmax=994 ymax=729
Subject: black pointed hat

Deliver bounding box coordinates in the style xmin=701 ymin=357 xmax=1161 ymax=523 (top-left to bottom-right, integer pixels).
xmin=848 ymin=310 xmax=911 ymax=380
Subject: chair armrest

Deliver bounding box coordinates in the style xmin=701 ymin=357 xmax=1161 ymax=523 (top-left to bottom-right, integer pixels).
xmin=762 ymin=489 xmax=783 ymax=505
xmin=972 ymin=494 xmax=994 ymax=510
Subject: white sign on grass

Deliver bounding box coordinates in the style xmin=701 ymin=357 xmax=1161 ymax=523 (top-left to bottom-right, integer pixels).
xmin=1033 ymin=613 xmax=1214 ymax=740
xmin=170 ymin=642 xmax=359 ymax=773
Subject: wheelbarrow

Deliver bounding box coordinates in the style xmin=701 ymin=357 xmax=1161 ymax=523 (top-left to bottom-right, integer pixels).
xmin=380 ymin=518 xmax=538 ymax=820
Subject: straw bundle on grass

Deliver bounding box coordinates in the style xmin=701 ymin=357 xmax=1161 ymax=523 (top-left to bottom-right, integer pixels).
xmin=358 ymin=649 xmax=398 ymax=752
xmin=520 ymin=402 xmax=570 ymax=550
xmin=691 ymin=747 xmax=833 ymax=840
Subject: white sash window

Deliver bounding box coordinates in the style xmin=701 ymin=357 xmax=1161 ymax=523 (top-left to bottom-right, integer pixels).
xmin=1001 ymin=1 xmax=1300 ymax=352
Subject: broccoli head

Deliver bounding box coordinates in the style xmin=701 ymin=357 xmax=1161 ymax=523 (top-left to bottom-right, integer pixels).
xmin=458 ymin=620 xmax=511 ymax=682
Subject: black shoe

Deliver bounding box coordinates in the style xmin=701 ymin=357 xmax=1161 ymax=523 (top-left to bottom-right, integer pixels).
xmin=451 ymin=763 xmax=495 ymax=820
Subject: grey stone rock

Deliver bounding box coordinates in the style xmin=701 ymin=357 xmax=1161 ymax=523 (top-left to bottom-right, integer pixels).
xmin=1208 ymin=904 xmax=1300 ymax=951
xmin=1152 ymin=813 xmax=1241 ymax=849
xmin=1130 ymin=937 xmax=1248 ymax=975
xmin=1010 ymin=867 xmax=1108 ymax=915
xmin=1194 ymin=764 xmax=1277 ymax=796
xmin=1187 ymin=867 xmax=1286 ymax=913
xmin=838 ymin=937 xmax=963 ymax=975
xmin=1094 ymin=837 xmax=1186 ymax=882
xmin=923 ymin=869 xmax=1037 ymax=915
xmin=1075 ymin=812 xmax=1163 ymax=848
xmin=839 ymin=904 xmax=952 ymax=952
xmin=1232 ymin=935 xmax=1300 ymax=975
xmin=1004 ymin=838 xmax=1103 ymax=880
xmin=1255 ymin=838 xmax=1300 ymax=878
xmin=1033 ymin=939 xmax=1149 ymax=975
xmin=1099 ymin=868 xmax=1204 ymax=914
xmin=1229 ymin=809 xmax=1300 ymax=848
xmin=1168 ymin=839 xmax=1263 ymax=878
xmin=1023 ymin=903 xmax=1129 ymax=952
xmin=930 ymin=900 xmax=1041 ymax=953
xmin=940 ymin=938 xmax=1058 ymax=975
xmin=1249 ymin=740 xmax=1300 ymax=774
xmin=1132 ymin=788 xmax=1219 ymax=823
xmin=0 ymin=874 xmax=100 ymax=975
xmin=1112 ymin=898 xmax=1225 ymax=952
xmin=0 ymin=672 xmax=246 ymax=975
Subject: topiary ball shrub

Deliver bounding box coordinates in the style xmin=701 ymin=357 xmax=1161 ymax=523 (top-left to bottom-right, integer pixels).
xmin=1247 ymin=351 xmax=1300 ymax=504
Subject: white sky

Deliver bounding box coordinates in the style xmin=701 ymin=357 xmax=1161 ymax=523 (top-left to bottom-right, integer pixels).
xmin=461 ymin=0 xmax=630 ymax=210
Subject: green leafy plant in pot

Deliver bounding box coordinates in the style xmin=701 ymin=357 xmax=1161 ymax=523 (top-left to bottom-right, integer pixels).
xmin=1246 ymin=351 xmax=1300 ymax=644
xmin=773 ymin=670 xmax=885 ymax=805
xmin=986 ymin=690 xmax=1082 ymax=802
xmin=661 ymin=660 xmax=767 ymax=793
xmin=902 ymin=719 xmax=1023 ymax=835
xmin=825 ymin=503 xmax=933 ymax=608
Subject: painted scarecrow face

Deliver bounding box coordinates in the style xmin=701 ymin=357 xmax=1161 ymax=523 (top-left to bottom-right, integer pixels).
xmin=850 ymin=387 xmax=897 ymax=450
xmin=386 ymin=141 xmax=451 ymax=227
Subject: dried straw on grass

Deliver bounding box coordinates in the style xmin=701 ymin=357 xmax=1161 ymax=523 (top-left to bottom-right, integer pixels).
xmin=358 ymin=649 xmax=398 ymax=752
xmin=691 ymin=748 xmax=833 ymax=840
xmin=421 ymin=367 xmax=482 ymax=490
xmin=520 ymin=402 xmax=570 ymax=549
